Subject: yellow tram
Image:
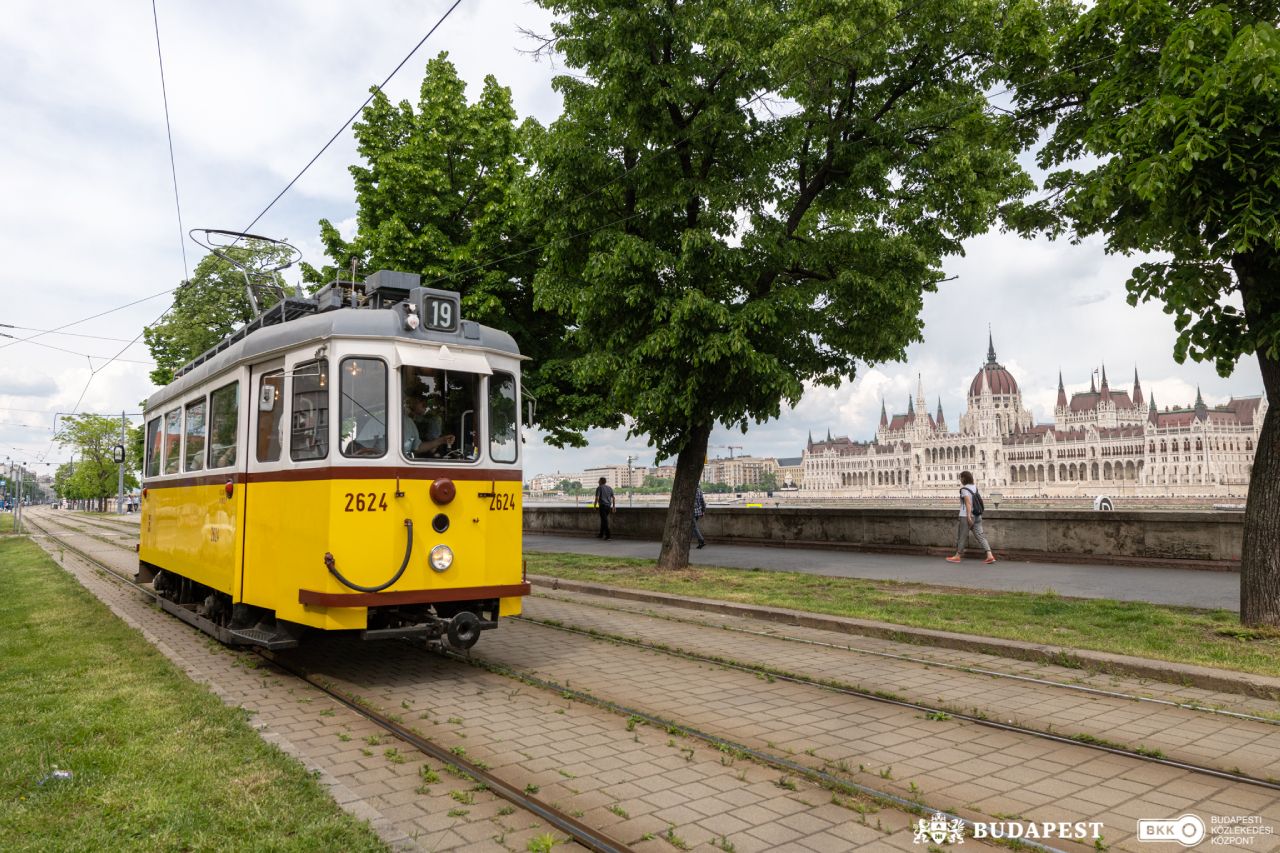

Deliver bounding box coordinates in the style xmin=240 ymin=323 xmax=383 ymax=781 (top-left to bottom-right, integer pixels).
xmin=139 ymin=270 xmax=528 ymax=649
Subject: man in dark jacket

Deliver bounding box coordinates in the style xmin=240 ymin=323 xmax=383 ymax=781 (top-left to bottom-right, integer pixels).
xmin=594 ymin=477 xmax=615 ymax=540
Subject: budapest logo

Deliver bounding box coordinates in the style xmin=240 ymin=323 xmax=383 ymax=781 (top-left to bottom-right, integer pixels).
xmin=913 ymin=812 xmax=966 ymax=845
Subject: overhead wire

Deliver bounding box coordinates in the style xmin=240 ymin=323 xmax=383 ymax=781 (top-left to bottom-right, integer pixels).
xmin=0 ymin=287 xmax=175 ymax=352
xmin=151 ymin=0 xmax=190 ymax=284
xmin=238 ymin=0 xmax=465 ymax=237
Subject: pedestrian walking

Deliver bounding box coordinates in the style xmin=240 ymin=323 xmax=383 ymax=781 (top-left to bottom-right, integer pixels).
xmin=946 ymin=470 xmax=996 ymax=564
xmin=692 ymin=485 xmax=707 ymax=549
xmin=594 ymin=477 xmax=615 ymax=540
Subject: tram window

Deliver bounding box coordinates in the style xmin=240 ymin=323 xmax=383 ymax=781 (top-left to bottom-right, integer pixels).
xmin=145 ymin=417 xmax=162 ymax=478
xmin=400 ymin=366 xmax=481 ymax=462
xmin=340 ymin=358 xmax=387 ymax=458
xmin=208 ymin=382 xmax=239 ymax=468
xmin=163 ymin=408 xmax=182 ymax=475
xmin=489 ymin=372 xmax=518 ymax=463
xmin=291 ymin=359 xmax=329 ymax=462
xmin=184 ymin=398 xmax=206 ymax=472
xmin=256 ymin=371 xmax=285 ymax=462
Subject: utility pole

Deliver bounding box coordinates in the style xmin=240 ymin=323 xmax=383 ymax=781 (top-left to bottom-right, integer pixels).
xmin=117 ymin=410 xmax=127 ymax=514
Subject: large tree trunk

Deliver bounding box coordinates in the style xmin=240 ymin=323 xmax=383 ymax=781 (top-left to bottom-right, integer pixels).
xmin=1235 ymin=252 xmax=1280 ymax=626
xmin=657 ymin=422 xmax=712 ymax=570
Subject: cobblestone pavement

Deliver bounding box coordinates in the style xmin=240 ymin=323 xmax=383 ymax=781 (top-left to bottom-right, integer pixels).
xmin=527 ymin=587 xmax=1280 ymax=720
xmin=454 ymin=602 xmax=1279 ymax=851
xmin=524 ymin=589 xmax=1280 ymax=780
xmin=30 ymin=511 xmax=965 ymax=852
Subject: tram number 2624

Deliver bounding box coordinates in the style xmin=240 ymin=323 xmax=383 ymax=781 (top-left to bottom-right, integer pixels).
xmin=344 ymin=492 xmax=389 ymax=512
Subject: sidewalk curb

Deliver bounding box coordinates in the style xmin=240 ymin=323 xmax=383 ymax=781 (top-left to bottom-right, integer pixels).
xmin=528 ymin=574 xmax=1280 ymax=702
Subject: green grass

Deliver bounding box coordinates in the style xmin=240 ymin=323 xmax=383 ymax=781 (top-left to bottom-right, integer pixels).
xmin=0 ymin=537 xmax=387 ymax=852
xmin=524 ymin=552 xmax=1280 ymax=678
xmin=0 ymin=513 xmax=13 ymax=534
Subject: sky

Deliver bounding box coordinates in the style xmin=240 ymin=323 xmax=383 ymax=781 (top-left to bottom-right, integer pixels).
xmin=0 ymin=0 xmax=1264 ymax=479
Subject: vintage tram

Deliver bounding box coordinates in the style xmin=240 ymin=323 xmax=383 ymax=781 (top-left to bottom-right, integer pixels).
xmin=138 ymin=270 xmax=528 ymax=649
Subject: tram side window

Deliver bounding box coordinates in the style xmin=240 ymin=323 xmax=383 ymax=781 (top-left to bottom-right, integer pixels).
xmin=208 ymin=382 xmax=239 ymax=468
xmin=163 ymin=408 xmax=182 ymax=474
xmin=340 ymin=358 xmax=387 ymax=458
xmin=184 ymin=397 xmax=206 ymax=472
xmin=400 ymin=366 xmax=481 ymax=462
xmin=291 ymin=359 xmax=329 ymax=462
xmin=145 ymin=417 xmax=162 ymax=478
xmin=256 ymin=371 xmax=285 ymax=463
xmin=489 ymin=372 xmax=518 ymax=463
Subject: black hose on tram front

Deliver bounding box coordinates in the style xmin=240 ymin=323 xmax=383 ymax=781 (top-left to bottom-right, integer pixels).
xmin=323 ymin=519 xmax=414 ymax=593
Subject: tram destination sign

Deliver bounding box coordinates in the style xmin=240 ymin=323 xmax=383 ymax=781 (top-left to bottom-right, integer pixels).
xmin=416 ymin=287 xmax=461 ymax=333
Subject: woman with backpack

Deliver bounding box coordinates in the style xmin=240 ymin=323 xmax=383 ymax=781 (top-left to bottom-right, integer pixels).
xmin=946 ymin=470 xmax=996 ymax=564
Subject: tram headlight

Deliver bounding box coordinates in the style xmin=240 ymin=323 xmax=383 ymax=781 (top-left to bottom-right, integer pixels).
xmin=429 ymin=544 xmax=453 ymax=572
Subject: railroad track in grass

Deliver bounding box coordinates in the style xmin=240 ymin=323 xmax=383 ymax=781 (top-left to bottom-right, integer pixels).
xmin=22 ymin=510 xmax=635 ymax=853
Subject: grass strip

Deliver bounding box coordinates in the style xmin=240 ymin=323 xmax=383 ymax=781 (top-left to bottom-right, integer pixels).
xmin=0 ymin=537 xmax=387 ymax=852
xmin=0 ymin=512 xmax=13 ymax=533
xmin=524 ymin=552 xmax=1280 ymax=678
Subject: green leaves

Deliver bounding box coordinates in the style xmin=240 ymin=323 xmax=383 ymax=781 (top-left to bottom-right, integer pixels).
xmin=531 ymin=0 xmax=1056 ymax=460
xmin=1022 ymin=4 xmax=1280 ymax=373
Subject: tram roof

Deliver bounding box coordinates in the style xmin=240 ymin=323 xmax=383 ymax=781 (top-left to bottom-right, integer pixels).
xmin=145 ymin=306 xmax=520 ymax=413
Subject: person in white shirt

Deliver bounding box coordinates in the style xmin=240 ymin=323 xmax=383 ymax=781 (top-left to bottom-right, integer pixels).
xmin=946 ymin=470 xmax=995 ymax=564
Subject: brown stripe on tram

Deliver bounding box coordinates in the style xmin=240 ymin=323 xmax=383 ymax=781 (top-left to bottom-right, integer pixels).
xmin=298 ymin=583 xmax=532 ymax=608
xmin=143 ymin=466 xmax=522 ymax=489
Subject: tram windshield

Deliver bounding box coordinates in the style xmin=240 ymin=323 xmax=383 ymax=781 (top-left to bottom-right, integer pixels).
xmin=399 ymin=366 xmax=481 ymax=462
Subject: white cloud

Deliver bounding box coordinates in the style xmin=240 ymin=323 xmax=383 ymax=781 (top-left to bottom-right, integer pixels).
xmin=0 ymin=1 xmax=1263 ymax=472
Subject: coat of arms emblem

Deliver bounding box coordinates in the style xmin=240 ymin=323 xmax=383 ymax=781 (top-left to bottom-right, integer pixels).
xmin=913 ymin=812 xmax=965 ymax=845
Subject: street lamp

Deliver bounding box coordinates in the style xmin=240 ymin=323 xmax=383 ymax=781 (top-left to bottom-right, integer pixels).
xmin=626 ymin=454 xmax=635 ymax=508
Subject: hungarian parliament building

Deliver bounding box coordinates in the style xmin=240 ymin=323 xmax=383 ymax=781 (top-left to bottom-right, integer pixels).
xmin=801 ymin=336 xmax=1266 ymax=497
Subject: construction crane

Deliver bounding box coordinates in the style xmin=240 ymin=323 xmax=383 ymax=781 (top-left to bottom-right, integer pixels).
xmin=709 ymin=444 xmax=744 ymax=459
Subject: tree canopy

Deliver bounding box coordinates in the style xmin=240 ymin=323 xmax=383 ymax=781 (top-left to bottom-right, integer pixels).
xmin=1013 ymin=0 xmax=1280 ymax=625
xmin=311 ymin=52 xmax=610 ymax=446
xmin=144 ymin=242 xmax=294 ymax=386
xmin=528 ymin=0 xmax=1072 ymax=565
xmin=54 ymin=414 xmax=138 ymax=510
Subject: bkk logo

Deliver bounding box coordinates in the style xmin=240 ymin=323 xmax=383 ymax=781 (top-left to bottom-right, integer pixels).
xmin=1137 ymin=814 xmax=1206 ymax=846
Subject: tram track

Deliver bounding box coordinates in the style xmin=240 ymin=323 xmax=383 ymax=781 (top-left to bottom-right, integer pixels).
xmin=44 ymin=509 xmax=1280 ymax=787
xmin=530 ymin=590 xmax=1280 ymax=728
xmin=64 ymin=509 xmax=1280 ymax=730
xmin=22 ymin=512 xmax=633 ymax=853
xmin=511 ymin=612 xmax=1280 ymax=793
xmin=30 ymin=509 xmax=1280 ymax=850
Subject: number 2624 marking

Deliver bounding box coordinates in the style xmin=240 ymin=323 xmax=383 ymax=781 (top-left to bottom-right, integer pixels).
xmin=344 ymin=492 xmax=388 ymax=512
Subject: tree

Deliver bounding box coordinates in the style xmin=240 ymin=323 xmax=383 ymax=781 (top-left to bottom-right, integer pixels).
xmin=54 ymin=415 xmax=139 ymax=512
xmin=528 ymin=0 xmax=1070 ymax=568
xmin=309 ymin=53 xmax=611 ymax=447
xmin=144 ymin=242 xmax=294 ymax=386
xmin=1014 ymin=3 xmax=1280 ymax=625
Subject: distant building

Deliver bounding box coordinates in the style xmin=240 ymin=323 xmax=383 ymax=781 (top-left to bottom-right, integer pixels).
xmin=802 ymin=335 xmax=1265 ymax=497
xmin=703 ymin=455 xmax=779 ymax=488
xmin=528 ymin=472 xmax=587 ymax=493
xmin=584 ymin=465 xmax=645 ymax=489
xmin=775 ymin=457 xmax=804 ymax=489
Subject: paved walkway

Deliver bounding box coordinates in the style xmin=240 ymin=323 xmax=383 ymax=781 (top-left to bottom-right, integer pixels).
xmin=523 ymin=533 xmax=1241 ymax=611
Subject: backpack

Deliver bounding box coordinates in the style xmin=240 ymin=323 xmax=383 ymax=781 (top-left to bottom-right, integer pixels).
xmin=964 ymin=485 xmax=985 ymax=517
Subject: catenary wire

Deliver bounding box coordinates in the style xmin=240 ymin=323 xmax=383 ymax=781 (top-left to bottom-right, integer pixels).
xmin=238 ymin=0 xmax=464 ymax=238
xmin=150 ymin=0 xmax=190 ymax=284
xmin=0 ymin=287 xmax=175 ymax=352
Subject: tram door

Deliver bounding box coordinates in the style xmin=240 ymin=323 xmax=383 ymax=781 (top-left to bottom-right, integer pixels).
xmin=240 ymin=359 xmax=288 ymax=607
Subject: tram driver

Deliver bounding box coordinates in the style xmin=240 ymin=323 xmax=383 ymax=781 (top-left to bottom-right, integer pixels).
xmin=403 ymin=388 xmax=455 ymax=458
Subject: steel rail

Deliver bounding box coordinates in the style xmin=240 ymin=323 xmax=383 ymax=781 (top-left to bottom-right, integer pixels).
xmin=516 ymin=614 xmax=1280 ymax=793
xmin=22 ymin=511 xmax=634 ymax=853
xmin=441 ymin=649 xmax=1073 ymax=853
xmin=534 ymin=589 xmax=1280 ymax=727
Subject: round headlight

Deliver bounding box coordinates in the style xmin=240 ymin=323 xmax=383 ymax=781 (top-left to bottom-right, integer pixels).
xmin=429 ymin=544 xmax=454 ymax=572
